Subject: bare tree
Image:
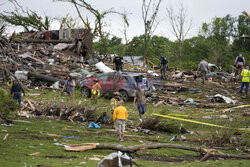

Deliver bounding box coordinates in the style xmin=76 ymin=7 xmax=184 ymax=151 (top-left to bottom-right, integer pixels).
xmin=142 ymin=0 xmax=162 ymax=59
xmin=166 ymin=1 xmax=192 ymax=64
xmin=119 ymin=10 xmax=130 ymax=56
xmin=8 ymin=0 xmax=25 ymax=13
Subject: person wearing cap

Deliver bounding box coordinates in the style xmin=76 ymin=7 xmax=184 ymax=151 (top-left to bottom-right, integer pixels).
xmin=91 ymin=79 xmax=101 ymax=104
xmin=160 ymin=53 xmax=168 ymax=79
xmin=234 ymin=52 xmax=245 ymax=80
xmin=113 ymin=101 xmax=128 ymax=141
xmin=197 ymin=57 xmax=209 ymax=84
xmin=62 ymin=75 xmax=76 ymax=96
xmin=110 ymin=92 xmax=123 ymax=113
xmin=133 ymin=85 xmax=146 ymax=122
xmin=239 ymin=65 xmax=250 ymax=98
xmin=11 ymin=80 xmax=25 ymax=110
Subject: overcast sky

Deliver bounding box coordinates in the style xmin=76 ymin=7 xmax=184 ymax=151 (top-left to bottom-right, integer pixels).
xmin=0 ymin=0 xmax=249 ymax=41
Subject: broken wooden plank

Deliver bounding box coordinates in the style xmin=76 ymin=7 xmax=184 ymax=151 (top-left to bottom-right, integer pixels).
xmin=3 ymin=133 xmax=8 ymax=140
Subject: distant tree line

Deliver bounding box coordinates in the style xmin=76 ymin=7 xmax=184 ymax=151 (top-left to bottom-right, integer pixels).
xmin=94 ymin=14 xmax=249 ymax=71
xmin=0 ymin=0 xmax=249 ymax=71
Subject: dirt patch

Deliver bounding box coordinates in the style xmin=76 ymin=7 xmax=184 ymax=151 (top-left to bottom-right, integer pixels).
xmin=45 ymin=155 xmax=78 ymax=159
xmin=16 ymin=135 xmax=54 ymax=140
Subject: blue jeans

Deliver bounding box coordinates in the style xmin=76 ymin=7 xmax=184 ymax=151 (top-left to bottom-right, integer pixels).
xmin=14 ymin=92 xmax=22 ymax=110
xmin=14 ymin=92 xmax=22 ymax=103
xmin=137 ymin=104 xmax=146 ymax=115
xmin=240 ymin=82 xmax=249 ymax=94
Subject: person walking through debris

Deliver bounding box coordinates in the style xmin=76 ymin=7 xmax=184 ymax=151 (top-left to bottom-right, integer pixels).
xmin=133 ymin=85 xmax=146 ymax=122
xmin=197 ymin=57 xmax=209 ymax=84
xmin=91 ymin=79 xmax=101 ymax=104
xmin=234 ymin=52 xmax=245 ymax=80
xmin=62 ymin=75 xmax=76 ymax=96
xmin=110 ymin=92 xmax=123 ymax=113
xmin=160 ymin=53 xmax=168 ymax=79
xmin=11 ymin=80 xmax=25 ymax=110
xmin=239 ymin=65 xmax=250 ymax=98
xmin=113 ymin=101 xmax=128 ymax=142
xmin=113 ymin=54 xmax=123 ymax=72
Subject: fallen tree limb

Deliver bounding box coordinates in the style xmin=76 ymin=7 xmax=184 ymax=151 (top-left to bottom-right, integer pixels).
xmin=200 ymin=152 xmax=211 ymax=162
xmin=65 ymin=143 xmax=250 ymax=161
xmin=4 ymin=68 xmax=29 ymax=91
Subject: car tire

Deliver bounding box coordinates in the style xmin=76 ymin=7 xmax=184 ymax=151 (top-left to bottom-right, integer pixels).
xmin=81 ymin=87 xmax=91 ymax=97
xmin=119 ymin=90 xmax=129 ymax=102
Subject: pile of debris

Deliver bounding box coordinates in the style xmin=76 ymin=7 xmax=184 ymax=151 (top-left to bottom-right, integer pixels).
xmin=0 ymin=28 xmax=102 ymax=89
xmin=20 ymin=99 xmax=97 ymax=122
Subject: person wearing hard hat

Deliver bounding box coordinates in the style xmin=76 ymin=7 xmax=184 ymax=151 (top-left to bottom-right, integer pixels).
xmin=110 ymin=92 xmax=123 ymax=113
xmin=239 ymin=65 xmax=250 ymax=98
xmin=7 ymin=79 xmax=13 ymax=91
xmin=91 ymin=79 xmax=101 ymax=104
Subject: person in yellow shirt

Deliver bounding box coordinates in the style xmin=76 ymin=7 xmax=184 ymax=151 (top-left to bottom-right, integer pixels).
xmin=113 ymin=101 xmax=128 ymax=142
xmin=239 ymin=66 xmax=250 ymax=98
xmin=91 ymin=79 xmax=101 ymax=104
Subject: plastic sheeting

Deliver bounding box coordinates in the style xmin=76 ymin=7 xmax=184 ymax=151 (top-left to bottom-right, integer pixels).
xmin=95 ymin=62 xmax=114 ymax=73
xmin=97 ymin=151 xmax=133 ymax=167
xmin=88 ymin=122 xmax=101 ymax=128
xmin=213 ymin=94 xmax=236 ymax=104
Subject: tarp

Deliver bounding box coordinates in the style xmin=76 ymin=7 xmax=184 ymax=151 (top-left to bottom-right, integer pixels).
xmin=88 ymin=122 xmax=101 ymax=128
xmin=213 ymin=94 xmax=236 ymax=104
xmin=95 ymin=62 xmax=114 ymax=73
xmin=97 ymin=151 xmax=133 ymax=167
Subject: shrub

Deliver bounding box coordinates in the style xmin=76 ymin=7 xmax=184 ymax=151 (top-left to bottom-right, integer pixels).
xmin=0 ymin=89 xmax=18 ymax=120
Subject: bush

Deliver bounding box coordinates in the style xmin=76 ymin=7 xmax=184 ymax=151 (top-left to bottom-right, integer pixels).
xmin=0 ymin=89 xmax=18 ymax=120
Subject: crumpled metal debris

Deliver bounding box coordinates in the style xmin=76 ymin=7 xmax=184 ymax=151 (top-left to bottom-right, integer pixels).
xmin=97 ymin=151 xmax=133 ymax=167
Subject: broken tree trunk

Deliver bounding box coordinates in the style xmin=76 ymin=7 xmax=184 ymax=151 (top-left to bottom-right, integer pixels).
xmin=5 ymin=68 xmax=29 ymax=91
xmin=64 ymin=143 xmax=250 ymax=160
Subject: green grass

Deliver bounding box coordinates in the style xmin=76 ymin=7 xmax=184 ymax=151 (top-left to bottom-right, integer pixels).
xmin=0 ymin=82 xmax=249 ymax=166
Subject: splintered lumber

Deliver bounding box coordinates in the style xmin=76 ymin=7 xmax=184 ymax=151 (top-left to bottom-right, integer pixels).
xmin=3 ymin=133 xmax=9 ymax=140
xmin=26 ymin=99 xmax=35 ymax=111
xmin=64 ymin=143 xmax=250 ymax=161
xmin=29 ymin=152 xmax=40 ymax=156
xmin=154 ymin=100 xmax=164 ymax=107
xmin=65 ymin=143 xmax=98 ymax=152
